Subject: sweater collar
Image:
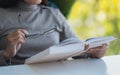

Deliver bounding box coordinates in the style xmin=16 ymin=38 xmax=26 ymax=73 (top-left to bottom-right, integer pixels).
xmin=17 ymin=2 xmax=38 ymax=11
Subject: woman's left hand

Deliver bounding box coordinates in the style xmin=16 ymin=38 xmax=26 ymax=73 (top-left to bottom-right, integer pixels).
xmin=86 ymin=44 xmax=108 ymax=58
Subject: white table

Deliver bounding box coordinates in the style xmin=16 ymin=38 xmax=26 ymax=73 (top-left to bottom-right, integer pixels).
xmin=0 ymin=55 xmax=120 ymax=75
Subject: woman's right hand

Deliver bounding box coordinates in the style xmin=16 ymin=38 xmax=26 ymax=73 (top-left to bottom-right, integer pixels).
xmin=3 ymin=29 xmax=28 ymax=60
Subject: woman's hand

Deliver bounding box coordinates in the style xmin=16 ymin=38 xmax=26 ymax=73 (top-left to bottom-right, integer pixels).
xmin=86 ymin=44 xmax=108 ymax=58
xmin=3 ymin=29 xmax=28 ymax=60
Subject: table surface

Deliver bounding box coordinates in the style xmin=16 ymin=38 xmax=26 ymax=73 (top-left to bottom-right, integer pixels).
xmin=0 ymin=55 xmax=120 ymax=75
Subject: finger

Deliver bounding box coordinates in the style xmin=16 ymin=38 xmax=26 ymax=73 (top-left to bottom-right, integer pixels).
xmin=14 ymin=29 xmax=29 ymax=40
xmin=18 ymin=29 xmax=29 ymax=37
xmin=7 ymin=33 xmax=26 ymax=48
xmin=89 ymin=46 xmax=102 ymax=50
xmin=16 ymin=43 xmax=22 ymax=51
xmin=87 ymin=47 xmax=107 ymax=58
xmin=87 ymin=48 xmax=101 ymax=52
xmin=90 ymin=50 xmax=106 ymax=54
xmin=92 ymin=48 xmax=107 ymax=52
xmin=90 ymin=45 xmax=107 ymax=50
xmin=87 ymin=50 xmax=106 ymax=58
xmin=90 ymin=43 xmax=108 ymax=49
xmin=87 ymin=48 xmax=107 ymax=54
xmin=96 ymin=51 xmax=106 ymax=57
xmin=14 ymin=37 xmax=25 ymax=44
xmin=18 ymin=31 xmax=26 ymax=40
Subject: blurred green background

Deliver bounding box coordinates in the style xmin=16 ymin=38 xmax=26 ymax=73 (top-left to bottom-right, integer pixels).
xmin=53 ymin=0 xmax=120 ymax=56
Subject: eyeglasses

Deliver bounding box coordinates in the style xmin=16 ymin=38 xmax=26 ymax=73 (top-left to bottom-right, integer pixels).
xmin=0 ymin=26 xmax=58 ymax=39
xmin=26 ymin=27 xmax=57 ymax=39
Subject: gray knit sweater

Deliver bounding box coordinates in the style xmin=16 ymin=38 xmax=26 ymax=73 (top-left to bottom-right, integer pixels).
xmin=0 ymin=2 xmax=83 ymax=66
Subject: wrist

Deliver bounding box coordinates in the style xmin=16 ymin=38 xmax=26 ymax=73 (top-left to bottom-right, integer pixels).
xmin=2 ymin=51 xmax=11 ymax=60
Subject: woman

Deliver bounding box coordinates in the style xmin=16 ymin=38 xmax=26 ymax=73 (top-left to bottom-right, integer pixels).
xmin=0 ymin=0 xmax=107 ymax=66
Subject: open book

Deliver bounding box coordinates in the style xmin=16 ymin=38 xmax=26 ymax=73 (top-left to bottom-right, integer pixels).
xmin=25 ymin=36 xmax=116 ymax=64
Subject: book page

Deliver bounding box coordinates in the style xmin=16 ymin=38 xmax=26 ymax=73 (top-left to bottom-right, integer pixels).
xmin=85 ymin=36 xmax=116 ymax=48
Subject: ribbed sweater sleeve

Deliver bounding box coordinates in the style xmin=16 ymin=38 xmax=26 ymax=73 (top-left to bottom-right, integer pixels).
xmin=0 ymin=51 xmax=9 ymax=66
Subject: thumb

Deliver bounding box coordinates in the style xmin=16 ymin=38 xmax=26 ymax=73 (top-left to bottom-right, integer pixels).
xmin=16 ymin=43 xmax=22 ymax=51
